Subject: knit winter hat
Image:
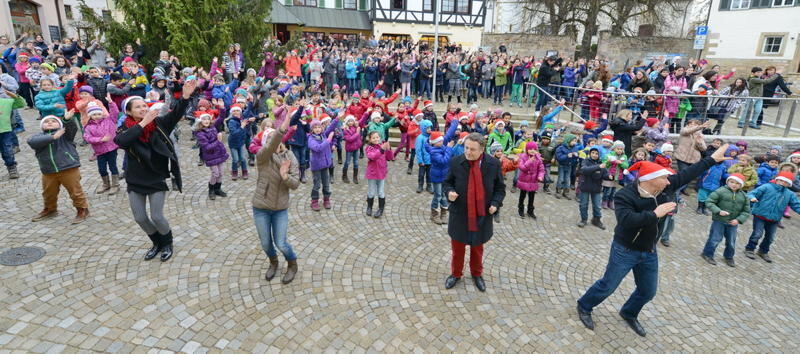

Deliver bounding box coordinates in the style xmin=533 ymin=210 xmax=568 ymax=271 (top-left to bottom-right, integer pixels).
xmin=770 ymin=145 xmax=783 ymax=152
xmin=775 ymin=171 xmax=795 ymax=185
xmin=661 ymin=143 xmax=674 ymax=152
xmin=612 ymin=140 xmax=625 ymax=150
xmin=525 ymin=141 xmax=539 ymax=152
xmin=86 ymin=102 xmax=104 ymax=117
xmin=470 ymin=103 xmax=478 ymax=111
xmin=423 ymin=100 xmax=433 ymax=108
xmin=645 ymin=118 xmax=659 ymax=127
xmin=429 ymin=131 xmax=444 ymax=145
xmin=79 ymin=86 xmax=94 ymax=95
xmin=493 ymin=108 xmax=503 ymax=116
xmin=494 ymin=120 xmax=506 ymax=128
xmin=489 ymin=142 xmax=503 ymax=155
xmin=403 ymin=96 xmax=412 ymax=103
xmin=310 ymin=120 xmax=322 ymax=130
xmin=344 ymin=115 xmax=357 ymax=126
xmin=332 ymin=84 xmax=340 ymax=90
xmin=352 ymin=92 xmax=360 ymax=98
xmin=28 ymin=57 xmax=40 ymax=64
xmin=370 ymin=111 xmax=382 ymax=120
xmin=374 ymin=90 xmax=385 ymax=99
xmin=40 ymin=115 xmax=62 ymax=130
xmin=40 ymin=63 xmax=55 ymax=72
xmin=520 ymin=120 xmax=529 ymax=127
xmin=627 ymin=161 xmax=674 ymax=182
xmin=123 ymin=57 xmax=135 ymax=63
xmin=727 ymin=173 xmax=745 ymax=186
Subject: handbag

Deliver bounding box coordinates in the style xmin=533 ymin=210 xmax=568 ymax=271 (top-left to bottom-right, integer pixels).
xmin=707 ymin=98 xmax=730 ymax=121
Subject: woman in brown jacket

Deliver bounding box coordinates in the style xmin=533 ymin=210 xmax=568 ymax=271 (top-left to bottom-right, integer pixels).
xmin=673 ymin=119 xmax=713 ymax=196
xmin=252 ymin=101 xmax=302 ymax=284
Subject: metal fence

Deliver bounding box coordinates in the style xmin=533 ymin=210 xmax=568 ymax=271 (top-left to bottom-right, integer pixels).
xmin=525 ymin=83 xmax=799 ymax=137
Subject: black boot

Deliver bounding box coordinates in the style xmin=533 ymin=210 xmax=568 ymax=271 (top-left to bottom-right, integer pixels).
xmin=366 ymin=198 xmax=374 ymax=217
xmin=214 ymin=182 xmax=227 ymax=197
xmin=329 ymin=167 xmax=335 ymax=184
xmin=518 ymin=197 xmax=526 ymax=218
xmin=144 ymin=232 xmax=160 ymax=261
xmin=591 ymin=217 xmax=606 ymax=230
xmin=554 ymin=188 xmax=562 ymax=199
xmin=426 ymin=183 xmax=433 ymax=194
xmin=342 ymin=168 xmax=350 ymax=183
xmin=527 ymin=194 xmax=536 ymax=219
xmin=159 ymin=231 xmax=174 ymax=262
xmin=456 ymin=96 xmax=462 ymax=103
xmin=448 ymin=95 xmax=452 ymax=103
xmin=353 ymin=168 xmax=359 ymax=184
xmin=374 ymin=198 xmax=385 ymax=218
xmin=208 ymin=183 xmax=216 ymax=200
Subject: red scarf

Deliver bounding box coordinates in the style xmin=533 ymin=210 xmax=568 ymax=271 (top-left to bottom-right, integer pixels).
xmin=124 ymin=115 xmax=156 ymax=143
xmin=467 ymin=155 xmax=486 ymax=232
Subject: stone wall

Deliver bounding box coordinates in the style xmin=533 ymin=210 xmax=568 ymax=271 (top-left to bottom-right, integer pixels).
xmin=480 ymin=33 xmax=577 ymax=58
xmin=595 ymin=31 xmax=694 ymax=71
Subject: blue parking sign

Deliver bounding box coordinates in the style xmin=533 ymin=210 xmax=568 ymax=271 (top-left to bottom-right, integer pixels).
xmin=696 ymin=26 xmax=708 ymax=35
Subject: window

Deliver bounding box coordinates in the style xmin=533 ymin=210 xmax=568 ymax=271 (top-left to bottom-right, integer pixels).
xmin=762 ymin=36 xmax=783 ymax=54
xmin=423 ymin=0 xmax=432 ymax=11
xmin=64 ymin=5 xmax=73 ymax=20
xmin=730 ymin=0 xmax=751 ymax=9
xmin=102 ymin=10 xmax=111 ymax=21
xmin=294 ymin=0 xmax=317 ymax=6
xmin=442 ymin=0 xmax=469 ymax=13
xmin=390 ymin=0 xmax=404 ymax=9
xmin=772 ymin=0 xmax=794 ymax=6
xmin=344 ymin=0 xmax=356 ymax=9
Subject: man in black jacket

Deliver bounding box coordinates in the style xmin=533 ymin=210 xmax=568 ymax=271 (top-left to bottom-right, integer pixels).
xmin=535 ymin=56 xmax=562 ymax=111
xmin=576 ymin=144 xmax=730 ymax=337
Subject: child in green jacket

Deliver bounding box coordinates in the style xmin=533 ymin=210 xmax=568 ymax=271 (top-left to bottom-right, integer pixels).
xmin=701 ymin=174 xmax=751 ymax=267
xmin=0 ymin=91 xmax=25 ymax=179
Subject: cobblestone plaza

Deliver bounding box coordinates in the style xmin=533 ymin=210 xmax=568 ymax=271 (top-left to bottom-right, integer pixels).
xmin=2 ymin=109 xmax=800 ymax=352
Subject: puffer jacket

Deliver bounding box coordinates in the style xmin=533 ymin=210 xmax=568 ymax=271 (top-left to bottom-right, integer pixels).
xmin=34 ymin=80 xmax=75 ymax=118
xmin=415 ymin=119 xmax=433 ymax=165
xmin=252 ymin=126 xmax=301 ymax=210
xmin=343 ymin=125 xmax=362 ymax=152
xmin=706 ymin=185 xmax=751 ymax=224
xmin=756 ymin=162 xmax=777 ymax=187
xmin=307 ymin=119 xmax=339 ymax=171
xmin=698 ymin=163 xmax=726 ymax=191
xmin=673 ymin=124 xmax=706 ymax=164
xmin=748 ymin=182 xmax=800 ymax=222
xmin=83 ymin=101 xmax=120 ymax=157
xmin=195 ymin=125 xmax=229 ymax=167
xmin=516 ymin=150 xmax=546 ymax=192
xmin=577 ymin=150 xmax=606 ymax=194
xmin=226 ymin=114 xmax=251 ymax=149
xmin=27 ymin=116 xmax=81 ymax=174
xmin=365 ymin=143 xmax=393 ymax=180
xmin=427 ymin=144 xmax=453 ymax=184
xmin=727 ymin=163 xmax=758 ymax=191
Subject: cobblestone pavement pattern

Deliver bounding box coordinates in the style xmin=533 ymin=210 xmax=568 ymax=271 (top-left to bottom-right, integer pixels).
xmin=2 ymin=107 xmax=800 ymax=352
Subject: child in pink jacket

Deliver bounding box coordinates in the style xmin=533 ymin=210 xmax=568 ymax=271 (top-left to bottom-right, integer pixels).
xmin=516 ymin=141 xmax=546 ymax=219
xmin=81 ymin=98 xmax=120 ymax=195
xmin=364 ymin=131 xmax=394 ymax=219
xmin=342 ymin=115 xmax=362 ymax=184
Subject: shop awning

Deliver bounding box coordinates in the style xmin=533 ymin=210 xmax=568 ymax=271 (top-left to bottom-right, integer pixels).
xmin=268 ymin=2 xmax=372 ymax=31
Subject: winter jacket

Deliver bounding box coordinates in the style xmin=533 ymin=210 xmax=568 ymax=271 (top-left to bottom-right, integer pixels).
xmin=426 ymin=122 xmax=459 ymax=183
xmin=415 ymin=119 xmax=434 ymax=165
xmin=114 ymin=99 xmax=188 ymax=194
xmin=122 ymin=68 xmax=148 ymax=97
xmin=698 ymin=163 xmax=726 ymax=191
xmin=259 ymin=54 xmax=280 ymax=80
xmin=364 ymin=143 xmax=393 ymax=180
xmin=345 ymin=60 xmax=359 ymax=80
xmin=756 ymin=162 xmax=777 ymax=187
xmin=706 ymin=185 xmax=751 ymax=224
xmin=727 ymin=164 xmax=758 ymax=191
xmin=487 ymin=129 xmax=513 ymax=154
xmin=423 ymin=110 xmax=439 ymax=131
xmin=748 ymin=182 xmax=800 ymax=222
xmin=495 ymin=66 xmax=508 ymax=86
xmin=562 ymin=67 xmax=578 ymax=87
xmin=195 ymin=123 xmax=229 ymax=167
xmin=747 ymin=74 xmax=779 ymax=98
xmin=83 ymin=102 xmax=120 ymax=157
xmin=602 ymin=150 xmax=629 ymax=181
xmin=609 ymin=116 xmax=644 ymax=157
xmin=481 ymin=62 xmax=496 ymax=81
xmin=555 ymin=134 xmax=581 ymax=166
xmin=517 ymin=152 xmax=546 ymax=192
xmin=613 ymin=156 xmax=716 ymax=252
xmin=212 ymin=80 xmax=239 ymax=108
xmin=673 ymin=124 xmax=706 ymax=164
xmin=364 ymin=114 xmax=396 ymax=142
xmin=286 ymin=109 xmax=309 ymax=147
xmin=27 ymin=116 xmax=81 ymax=174
xmin=252 ymin=125 xmax=301 ymax=210
xmin=343 ymin=125 xmax=362 ymax=152
xmin=663 ymin=74 xmax=688 ymax=114
xmin=226 ymin=115 xmax=251 ymax=149
xmin=0 ymin=94 xmax=24 ymax=133
xmin=34 ymin=80 xmax=75 ymax=118
xmin=307 ymin=119 xmax=339 ymax=171
xmin=539 ymin=143 xmax=556 ymax=163
xmin=443 ymin=154 xmax=506 ymax=246
xmin=578 ymin=151 xmax=606 ymax=194
xmin=75 ymin=97 xmax=109 ymax=126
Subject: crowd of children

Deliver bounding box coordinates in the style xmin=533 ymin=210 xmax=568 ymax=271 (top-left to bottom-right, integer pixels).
xmin=1 ymin=32 xmax=799 ymax=270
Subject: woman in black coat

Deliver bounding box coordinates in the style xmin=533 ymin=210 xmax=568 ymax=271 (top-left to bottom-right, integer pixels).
xmin=443 ymin=133 xmax=506 ymax=292
xmin=114 ymin=79 xmax=197 ymax=262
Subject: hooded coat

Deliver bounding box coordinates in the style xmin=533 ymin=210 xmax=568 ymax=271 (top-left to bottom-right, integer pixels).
xmin=415 ymin=119 xmax=433 ymax=165
xmin=516 ymin=143 xmax=546 ymax=192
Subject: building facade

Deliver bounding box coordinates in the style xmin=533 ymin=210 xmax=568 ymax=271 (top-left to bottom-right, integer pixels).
xmin=62 ymin=0 xmax=112 ymax=40
xmin=1 ymin=0 xmax=68 ymax=42
xmin=706 ymin=0 xmax=800 ymax=73
xmin=269 ymin=0 xmax=373 ymax=44
xmin=370 ymin=0 xmax=487 ymax=49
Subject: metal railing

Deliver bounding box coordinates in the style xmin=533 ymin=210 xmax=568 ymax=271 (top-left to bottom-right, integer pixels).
xmin=525 ymin=83 xmax=799 ymax=137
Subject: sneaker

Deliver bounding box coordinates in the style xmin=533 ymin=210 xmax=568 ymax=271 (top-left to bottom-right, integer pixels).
xmin=660 ymin=239 xmax=671 ymax=247
xmin=757 ymin=251 xmax=772 ymax=263
xmin=576 ymin=220 xmax=587 ymax=228
xmin=701 ymin=254 xmax=717 ymax=265
xmin=744 ymin=249 xmax=756 ymax=259
xmin=724 ymin=258 xmax=736 ymax=267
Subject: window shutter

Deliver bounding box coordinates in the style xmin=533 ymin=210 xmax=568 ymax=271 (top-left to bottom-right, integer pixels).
xmin=336 ymin=0 xmax=342 ymax=8
xmin=718 ymin=0 xmax=730 ymax=10
xmin=320 ymin=0 xmax=326 ymax=7
xmin=359 ymin=0 xmax=367 ymax=10
xmin=752 ymin=0 xmax=771 ymax=8
xmin=286 ymin=0 xmax=292 ymax=6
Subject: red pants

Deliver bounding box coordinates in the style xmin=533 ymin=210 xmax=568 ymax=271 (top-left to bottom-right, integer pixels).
xmin=451 ymin=239 xmax=484 ymax=278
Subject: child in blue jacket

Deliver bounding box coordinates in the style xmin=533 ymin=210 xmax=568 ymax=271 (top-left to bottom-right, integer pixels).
xmin=744 ymin=171 xmax=800 ymax=263
xmin=415 ymin=119 xmax=433 ymax=194
xmin=696 ymin=162 xmax=727 ymax=215
xmin=756 ymin=155 xmax=780 ymax=187
xmin=555 ymin=133 xmax=581 ymax=200
xmin=425 ymin=122 xmax=458 ymax=225
xmin=226 ymin=104 xmax=254 ymax=180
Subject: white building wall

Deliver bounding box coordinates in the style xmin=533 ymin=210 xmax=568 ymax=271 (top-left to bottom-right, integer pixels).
xmin=373 ymin=22 xmax=483 ymax=48
xmin=63 ymin=0 xmax=109 ymax=38
xmin=706 ymin=0 xmax=799 ymax=61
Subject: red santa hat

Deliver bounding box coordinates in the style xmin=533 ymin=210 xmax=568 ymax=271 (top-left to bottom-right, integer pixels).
xmin=601 ymin=135 xmax=614 ymax=144
xmin=726 ymin=173 xmax=745 ymax=186
xmin=584 ymin=120 xmax=598 ymax=131
xmin=412 ymin=109 xmax=423 ymax=119
xmin=429 ymin=131 xmax=444 ymax=145
xmin=458 ymin=131 xmax=469 ymax=142
xmin=645 ymin=118 xmax=659 ymax=127
xmin=423 ymin=100 xmax=433 ymax=109
xmin=627 ymin=161 xmax=674 ymax=182
xmin=229 ymin=104 xmax=243 ymax=113
xmin=319 ymin=114 xmax=332 ymax=125
xmin=458 ymin=112 xmax=469 ymax=121
xmin=775 ymin=171 xmax=795 ymax=185
xmin=194 ymin=110 xmax=214 ymax=121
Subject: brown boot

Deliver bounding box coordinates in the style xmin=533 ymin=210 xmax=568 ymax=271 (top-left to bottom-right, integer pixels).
xmin=97 ymin=175 xmax=111 ymax=194
xmin=282 ymin=259 xmax=298 ymax=284
xmin=440 ymin=208 xmax=449 ymax=224
xmin=108 ymin=175 xmax=120 ymax=195
xmin=31 ymin=208 xmax=58 ymax=222
xmin=72 ymin=208 xmax=90 ymax=224
xmin=265 ymin=256 xmax=279 ymax=281
xmin=431 ymin=209 xmax=441 ymax=225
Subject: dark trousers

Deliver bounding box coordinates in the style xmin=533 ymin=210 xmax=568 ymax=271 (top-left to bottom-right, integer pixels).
xmin=418 ymin=164 xmax=430 ymax=187
xmin=96 ymin=149 xmax=119 ymax=177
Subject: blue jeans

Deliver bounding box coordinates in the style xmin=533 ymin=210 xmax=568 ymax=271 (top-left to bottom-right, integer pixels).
xmin=493 ymin=84 xmax=505 ymax=104
xmin=579 ymin=192 xmax=602 ymax=221
xmin=347 ymin=78 xmax=358 ymax=94
xmin=602 ymin=186 xmax=617 ymax=202
xmin=431 ymin=182 xmax=449 ymax=209
xmin=418 ymin=78 xmax=431 ymax=98
xmin=344 ymin=150 xmax=359 ymax=170
xmin=367 ymin=179 xmax=385 ymax=198
xmin=557 ymin=164 xmax=572 ymax=189
xmin=230 ymin=145 xmax=248 ymax=172
xmin=660 ymin=214 xmax=676 ymax=242
xmin=253 ymin=207 xmax=296 ymax=261
xmin=482 ymin=79 xmax=493 ymax=98
xmin=702 ymin=220 xmax=738 ymax=259
xmin=745 ymin=217 xmax=779 ymax=254
xmin=0 ymin=131 xmax=16 ymax=167
xmin=536 ymin=86 xmax=551 ymax=111
xmin=290 ymin=145 xmax=308 ymax=169
xmin=739 ymin=99 xmax=763 ymax=126
xmin=577 ymin=241 xmax=659 ymax=319
xmin=96 ymin=149 xmax=119 ymax=177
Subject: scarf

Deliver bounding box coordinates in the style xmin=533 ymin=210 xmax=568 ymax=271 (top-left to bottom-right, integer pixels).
xmin=467 ymin=155 xmax=486 ymax=232
xmin=124 ymin=115 xmax=156 ymax=143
